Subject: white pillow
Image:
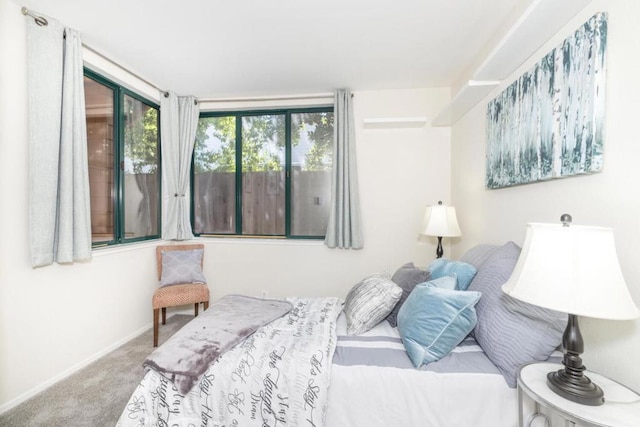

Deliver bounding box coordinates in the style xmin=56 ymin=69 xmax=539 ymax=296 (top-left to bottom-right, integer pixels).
xmin=344 ymin=273 xmax=402 ymax=335
xmin=160 ymin=249 xmax=207 ymax=287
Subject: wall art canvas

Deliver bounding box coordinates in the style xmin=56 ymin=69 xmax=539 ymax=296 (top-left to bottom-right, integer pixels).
xmin=485 ymin=12 xmax=607 ymax=189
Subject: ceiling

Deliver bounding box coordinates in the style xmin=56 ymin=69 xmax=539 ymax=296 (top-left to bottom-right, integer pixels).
xmin=15 ymin=0 xmax=576 ymax=99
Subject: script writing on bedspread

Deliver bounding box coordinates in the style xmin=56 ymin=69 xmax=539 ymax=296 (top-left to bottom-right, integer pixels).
xmin=117 ymin=297 xmax=343 ymax=427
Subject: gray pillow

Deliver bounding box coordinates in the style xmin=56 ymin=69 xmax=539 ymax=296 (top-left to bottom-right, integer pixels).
xmin=160 ymin=249 xmax=207 ymax=287
xmin=460 ymin=244 xmax=500 ymax=268
xmin=344 ymin=273 xmax=403 ymax=335
xmin=386 ymin=263 xmax=431 ymax=327
xmin=467 ymin=241 xmax=567 ymax=387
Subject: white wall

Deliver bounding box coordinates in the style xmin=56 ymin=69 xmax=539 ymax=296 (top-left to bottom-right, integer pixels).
xmin=451 ymin=0 xmax=640 ymax=391
xmin=0 ymin=0 xmax=451 ymax=411
xmin=203 ymin=88 xmax=452 ymax=301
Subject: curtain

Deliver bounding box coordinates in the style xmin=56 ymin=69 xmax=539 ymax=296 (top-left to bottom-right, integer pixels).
xmin=134 ymin=173 xmax=152 ymax=236
xmin=161 ymin=92 xmax=200 ymax=240
xmin=27 ymin=17 xmax=92 ymax=267
xmin=324 ymin=89 xmax=363 ymax=249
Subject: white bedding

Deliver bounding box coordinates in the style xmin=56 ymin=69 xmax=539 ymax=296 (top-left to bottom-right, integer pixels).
xmin=118 ymin=301 xmax=522 ymax=427
xmin=325 ymin=313 xmax=518 ymax=427
xmin=117 ymin=297 xmax=343 ymax=427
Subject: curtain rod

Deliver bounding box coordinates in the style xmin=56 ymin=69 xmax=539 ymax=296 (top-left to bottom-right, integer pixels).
xmin=21 ymin=6 xmax=175 ymax=100
xmin=197 ymin=92 xmax=336 ymax=103
xmin=82 ymin=43 xmax=171 ymax=98
xmin=21 ymin=6 xmax=47 ymax=26
xmin=21 ymin=7 xmax=344 ymax=106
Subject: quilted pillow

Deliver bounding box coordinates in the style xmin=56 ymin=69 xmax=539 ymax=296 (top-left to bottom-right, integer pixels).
xmin=467 ymin=241 xmax=567 ymax=387
xmin=160 ymin=249 xmax=207 ymax=287
xmin=428 ymin=258 xmax=477 ymax=290
xmin=386 ymin=263 xmax=431 ymax=327
xmin=344 ymin=273 xmax=403 ymax=335
xmin=397 ymin=281 xmax=481 ymax=368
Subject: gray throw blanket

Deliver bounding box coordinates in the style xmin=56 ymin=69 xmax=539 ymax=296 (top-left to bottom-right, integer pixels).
xmin=144 ymin=294 xmax=293 ymax=395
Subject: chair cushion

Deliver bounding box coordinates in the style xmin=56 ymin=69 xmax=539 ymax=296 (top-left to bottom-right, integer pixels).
xmin=152 ymin=283 xmax=210 ymax=309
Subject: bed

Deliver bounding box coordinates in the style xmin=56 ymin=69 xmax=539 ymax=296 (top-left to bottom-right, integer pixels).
xmin=117 ymin=242 xmax=566 ymax=427
xmin=326 ymin=314 xmax=520 ymax=427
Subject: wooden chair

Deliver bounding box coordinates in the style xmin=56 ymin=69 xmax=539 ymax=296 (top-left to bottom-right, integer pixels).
xmin=153 ymin=244 xmax=210 ymax=347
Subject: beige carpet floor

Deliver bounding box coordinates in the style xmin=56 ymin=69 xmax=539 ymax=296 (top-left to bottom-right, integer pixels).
xmin=0 ymin=314 xmax=191 ymax=427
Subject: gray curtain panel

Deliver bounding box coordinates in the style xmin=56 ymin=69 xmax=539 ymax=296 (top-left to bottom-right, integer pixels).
xmin=324 ymin=89 xmax=363 ymax=249
xmin=27 ymin=17 xmax=92 ymax=267
xmin=160 ymin=93 xmax=200 ymax=240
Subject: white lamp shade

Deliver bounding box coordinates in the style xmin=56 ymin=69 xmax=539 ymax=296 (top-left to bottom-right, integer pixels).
xmin=502 ymin=222 xmax=640 ymax=320
xmin=422 ymin=204 xmax=461 ymax=237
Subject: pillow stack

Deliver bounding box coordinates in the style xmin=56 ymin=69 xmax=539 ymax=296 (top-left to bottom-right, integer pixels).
xmin=341 ymin=242 xmax=566 ymax=383
xmin=343 ymin=259 xmax=481 ymax=368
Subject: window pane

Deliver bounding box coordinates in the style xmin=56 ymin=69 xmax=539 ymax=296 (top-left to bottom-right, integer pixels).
xmin=84 ymin=76 xmax=115 ymax=243
xmin=193 ymin=116 xmax=237 ymax=234
xmin=290 ymin=112 xmax=334 ymax=236
xmin=123 ymin=94 xmax=159 ymax=239
xmin=241 ymin=114 xmax=285 ymax=235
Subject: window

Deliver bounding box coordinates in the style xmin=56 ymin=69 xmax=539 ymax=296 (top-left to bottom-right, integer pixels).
xmin=84 ymin=69 xmax=161 ymax=246
xmin=193 ymin=108 xmax=333 ymax=238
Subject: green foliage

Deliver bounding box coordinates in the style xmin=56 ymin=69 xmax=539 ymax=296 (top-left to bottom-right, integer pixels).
xmin=297 ymin=112 xmax=334 ymax=171
xmin=123 ymin=97 xmax=158 ymax=174
xmin=194 ymin=116 xmax=236 ymax=173
xmin=242 ymin=115 xmax=285 ymax=172
xmin=195 ymin=110 xmax=334 ymax=173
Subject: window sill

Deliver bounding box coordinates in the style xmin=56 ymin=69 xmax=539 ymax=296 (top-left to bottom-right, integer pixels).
xmin=91 ymin=239 xmax=162 ymax=257
xmin=196 ymin=235 xmax=325 ymax=246
xmin=91 ymin=236 xmax=325 ymax=258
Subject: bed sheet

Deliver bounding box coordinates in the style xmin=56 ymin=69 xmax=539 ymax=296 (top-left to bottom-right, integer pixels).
xmin=117 ymin=297 xmax=343 ymax=427
xmin=325 ymin=313 xmax=518 ymax=427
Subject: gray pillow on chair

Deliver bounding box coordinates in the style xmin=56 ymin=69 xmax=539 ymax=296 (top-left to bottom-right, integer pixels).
xmin=467 ymin=242 xmax=567 ymax=387
xmin=160 ymin=249 xmax=207 ymax=287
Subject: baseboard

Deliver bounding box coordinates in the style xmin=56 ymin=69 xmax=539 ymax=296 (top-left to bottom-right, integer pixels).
xmin=0 ymin=318 xmax=166 ymax=415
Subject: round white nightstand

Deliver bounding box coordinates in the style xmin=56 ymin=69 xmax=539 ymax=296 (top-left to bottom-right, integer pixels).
xmin=517 ymin=362 xmax=640 ymax=427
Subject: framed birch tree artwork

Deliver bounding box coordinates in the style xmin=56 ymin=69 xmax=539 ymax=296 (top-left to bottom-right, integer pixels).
xmin=485 ymin=12 xmax=607 ymax=189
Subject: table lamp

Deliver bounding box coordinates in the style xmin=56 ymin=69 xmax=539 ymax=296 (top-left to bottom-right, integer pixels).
xmin=502 ymin=214 xmax=640 ymax=406
xmin=421 ymin=201 xmax=461 ymax=258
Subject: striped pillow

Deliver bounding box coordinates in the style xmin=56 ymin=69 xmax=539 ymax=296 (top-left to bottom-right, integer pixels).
xmin=344 ymin=273 xmax=402 ymax=335
xmin=468 ymin=242 xmax=566 ymax=387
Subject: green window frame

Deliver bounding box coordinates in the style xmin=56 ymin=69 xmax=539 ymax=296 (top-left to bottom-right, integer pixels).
xmin=192 ymin=107 xmax=334 ymax=239
xmin=84 ymin=68 xmax=162 ymax=247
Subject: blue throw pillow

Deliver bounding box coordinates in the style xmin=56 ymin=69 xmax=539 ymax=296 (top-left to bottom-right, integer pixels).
xmin=428 ymin=258 xmax=478 ymax=290
xmin=424 ymin=275 xmax=457 ymax=290
xmin=397 ymin=282 xmax=481 ymax=368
